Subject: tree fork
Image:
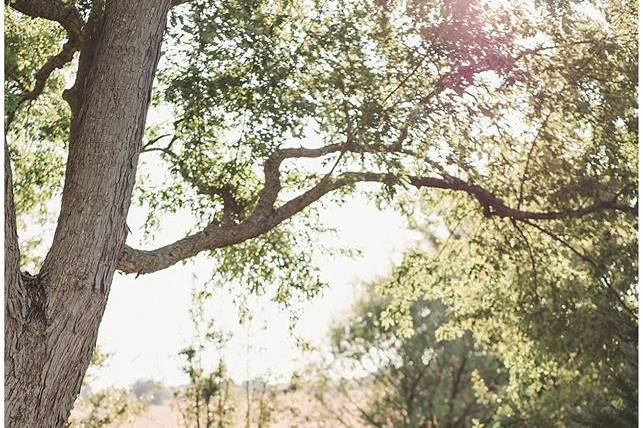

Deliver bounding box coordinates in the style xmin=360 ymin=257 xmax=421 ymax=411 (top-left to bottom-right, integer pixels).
xmin=4 ymin=1 xmax=171 ymax=426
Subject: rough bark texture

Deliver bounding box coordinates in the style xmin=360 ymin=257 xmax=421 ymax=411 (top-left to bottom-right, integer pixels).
xmin=4 ymin=1 xmax=171 ymax=426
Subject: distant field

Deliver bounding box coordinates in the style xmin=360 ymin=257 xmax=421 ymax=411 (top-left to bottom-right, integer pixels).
xmin=113 ymin=404 xmax=182 ymax=428
xmin=107 ymin=388 xmax=366 ymax=427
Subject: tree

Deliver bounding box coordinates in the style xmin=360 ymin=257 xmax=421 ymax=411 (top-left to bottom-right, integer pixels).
xmin=4 ymin=0 xmax=636 ymax=426
xmin=317 ymin=285 xmax=506 ymax=428
xmin=380 ymin=194 xmax=637 ymax=425
xmin=130 ymin=379 xmax=172 ymax=406
xmin=176 ymin=352 xmax=235 ymax=428
xmin=69 ymin=389 xmax=148 ymax=428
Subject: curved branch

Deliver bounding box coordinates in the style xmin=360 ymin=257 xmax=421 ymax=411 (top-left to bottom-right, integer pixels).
xmin=116 ymin=168 xmax=633 ymax=275
xmin=251 ymin=141 xmax=412 ymax=219
xmin=5 ymin=0 xmax=84 ymax=131
xmin=7 ymin=0 xmax=83 ymax=39
xmin=251 ymin=143 xmax=344 ymax=218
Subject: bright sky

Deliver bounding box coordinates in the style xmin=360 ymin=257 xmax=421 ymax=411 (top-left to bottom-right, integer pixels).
xmin=93 ymin=192 xmax=421 ymax=389
xmin=84 ymin=99 xmax=424 ymax=389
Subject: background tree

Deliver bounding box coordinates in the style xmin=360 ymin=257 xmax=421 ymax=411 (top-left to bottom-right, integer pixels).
xmin=238 ymin=376 xmax=283 ymax=428
xmin=174 ymin=289 xmax=235 ymax=428
xmin=130 ymin=379 xmax=173 ymax=406
xmin=380 ymin=193 xmax=637 ymax=426
xmin=176 ymin=352 xmax=235 ymax=428
xmin=4 ymin=0 xmax=636 ymax=426
xmin=317 ymin=283 xmax=506 ymax=428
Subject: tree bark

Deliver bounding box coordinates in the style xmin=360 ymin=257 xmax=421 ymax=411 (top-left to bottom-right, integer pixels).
xmin=4 ymin=1 xmax=171 ymax=426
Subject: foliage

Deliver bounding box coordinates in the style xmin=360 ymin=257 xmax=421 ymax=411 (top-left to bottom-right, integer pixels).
xmin=7 ymin=0 xmax=637 ymax=303
xmin=153 ymin=0 xmax=637 ymax=224
xmin=5 ymin=6 xmax=72 ymax=270
xmin=174 ymin=292 xmax=235 ymax=428
xmin=380 ymin=194 xmax=637 ymax=426
xmin=139 ymin=0 xmax=638 ymax=306
xmin=319 ymin=284 xmax=506 ymax=427
xmin=69 ymin=348 xmax=149 ymax=428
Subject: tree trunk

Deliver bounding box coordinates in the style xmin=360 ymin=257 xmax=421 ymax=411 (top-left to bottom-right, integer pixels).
xmin=5 ymin=1 xmax=171 ymax=426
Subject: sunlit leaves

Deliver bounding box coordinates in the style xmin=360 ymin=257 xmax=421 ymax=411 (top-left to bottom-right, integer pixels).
xmin=5 ymin=7 xmax=73 ymax=267
xmin=380 ymin=190 xmax=636 ymax=425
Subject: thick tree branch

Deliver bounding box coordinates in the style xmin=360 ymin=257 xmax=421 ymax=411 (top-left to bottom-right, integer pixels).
xmin=114 ymin=28 xmax=639 ymax=276
xmin=6 ymin=0 xmax=83 ymax=39
xmin=117 ymin=164 xmax=633 ymax=275
xmin=251 ymin=141 xmax=412 ymax=220
xmin=5 ymin=0 xmax=84 ymax=131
